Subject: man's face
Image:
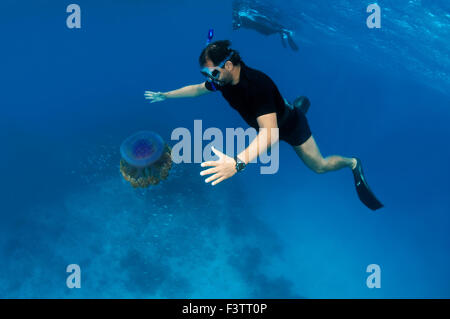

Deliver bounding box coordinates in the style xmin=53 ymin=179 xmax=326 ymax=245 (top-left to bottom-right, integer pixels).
xmin=203 ymin=59 xmax=233 ymax=86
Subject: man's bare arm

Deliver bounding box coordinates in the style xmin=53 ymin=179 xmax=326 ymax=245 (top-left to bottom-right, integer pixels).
xmin=145 ymin=82 xmax=211 ymax=102
xmin=237 ymin=112 xmax=279 ymax=164
xmin=199 ymin=112 xmax=279 ymax=186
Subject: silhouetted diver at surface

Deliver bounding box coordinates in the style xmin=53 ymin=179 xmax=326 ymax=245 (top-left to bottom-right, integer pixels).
xmin=232 ymin=8 xmax=299 ymax=51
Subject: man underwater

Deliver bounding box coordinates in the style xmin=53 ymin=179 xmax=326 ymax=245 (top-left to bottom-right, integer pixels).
xmin=145 ymin=40 xmax=383 ymax=210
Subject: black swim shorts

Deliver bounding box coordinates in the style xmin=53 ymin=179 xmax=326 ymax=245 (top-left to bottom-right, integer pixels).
xmin=279 ymin=107 xmax=312 ymax=147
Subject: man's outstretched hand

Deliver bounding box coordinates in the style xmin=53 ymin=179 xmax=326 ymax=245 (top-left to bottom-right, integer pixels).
xmin=200 ymin=146 xmax=237 ymax=186
xmin=144 ymin=91 xmax=167 ymax=103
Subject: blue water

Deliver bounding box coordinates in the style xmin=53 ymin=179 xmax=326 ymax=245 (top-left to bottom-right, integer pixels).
xmin=1 ymin=0 xmax=449 ymax=298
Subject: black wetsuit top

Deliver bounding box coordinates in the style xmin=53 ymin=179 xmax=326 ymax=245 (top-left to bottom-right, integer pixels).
xmin=205 ymin=62 xmax=312 ymax=146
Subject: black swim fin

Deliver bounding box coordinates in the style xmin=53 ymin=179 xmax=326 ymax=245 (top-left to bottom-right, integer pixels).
xmin=280 ymin=32 xmax=287 ymax=48
xmin=287 ymin=34 xmax=299 ymax=51
xmin=352 ymin=158 xmax=384 ymax=211
xmin=293 ymin=96 xmax=311 ymax=115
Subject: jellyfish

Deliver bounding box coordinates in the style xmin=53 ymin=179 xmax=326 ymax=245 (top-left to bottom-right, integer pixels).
xmin=119 ymin=131 xmax=172 ymax=188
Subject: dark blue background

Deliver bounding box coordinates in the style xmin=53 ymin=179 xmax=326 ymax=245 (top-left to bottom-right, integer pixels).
xmin=0 ymin=0 xmax=449 ymax=298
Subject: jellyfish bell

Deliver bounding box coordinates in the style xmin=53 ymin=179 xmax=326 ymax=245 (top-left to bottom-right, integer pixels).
xmin=120 ymin=131 xmax=164 ymax=168
xmin=120 ymin=131 xmax=172 ymax=188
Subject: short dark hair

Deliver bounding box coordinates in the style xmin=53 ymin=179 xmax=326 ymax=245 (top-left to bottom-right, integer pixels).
xmin=199 ymin=40 xmax=242 ymax=67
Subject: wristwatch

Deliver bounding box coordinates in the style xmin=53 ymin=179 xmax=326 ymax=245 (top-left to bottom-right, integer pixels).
xmin=234 ymin=156 xmax=246 ymax=172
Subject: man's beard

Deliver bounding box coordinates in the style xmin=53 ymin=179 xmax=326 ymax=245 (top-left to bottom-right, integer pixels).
xmin=214 ymin=79 xmax=226 ymax=86
xmin=214 ymin=75 xmax=230 ymax=86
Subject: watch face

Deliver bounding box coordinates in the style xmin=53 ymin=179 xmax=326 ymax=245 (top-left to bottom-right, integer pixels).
xmin=236 ymin=161 xmax=245 ymax=172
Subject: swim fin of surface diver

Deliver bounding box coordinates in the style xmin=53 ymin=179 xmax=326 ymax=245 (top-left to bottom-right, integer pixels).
xmin=279 ymin=31 xmax=299 ymax=51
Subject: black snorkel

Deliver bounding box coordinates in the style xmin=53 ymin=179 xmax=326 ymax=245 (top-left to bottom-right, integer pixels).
xmin=204 ymin=28 xmax=219 ymax=91
xmin=206 ymin=28 xmax=214 ymax=46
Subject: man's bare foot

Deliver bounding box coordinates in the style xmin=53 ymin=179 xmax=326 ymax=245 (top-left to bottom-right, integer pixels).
xmin=351 ymin=158 xmax=357 ymax=170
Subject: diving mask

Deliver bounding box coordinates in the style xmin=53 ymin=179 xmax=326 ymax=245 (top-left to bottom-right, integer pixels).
xmin=200 ymin=51 xmax=234 ymax=85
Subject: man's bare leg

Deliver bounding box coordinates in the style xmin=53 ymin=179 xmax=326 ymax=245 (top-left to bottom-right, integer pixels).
xmin=293 ymin=135 xmax=357 ymax=173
